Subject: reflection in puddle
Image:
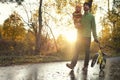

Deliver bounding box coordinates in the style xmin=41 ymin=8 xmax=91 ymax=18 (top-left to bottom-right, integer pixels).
xmin=99 ymin=70 xmax=105 ymax=80
xmin=0 ymin=57 xmax=120 ymax=80
xmin=69 ymin=70 xmax=76 ymax=80
xmin=69 ymin=69 xmax=88 ymax=80
xmin=81 ymin=70 xmax=88 ymax=80
xmin=99 ymin=70 xmax=105 ymax=77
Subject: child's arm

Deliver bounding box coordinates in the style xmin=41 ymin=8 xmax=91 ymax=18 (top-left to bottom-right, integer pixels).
xmin=73 ymin=12 xmax=82 ymax=18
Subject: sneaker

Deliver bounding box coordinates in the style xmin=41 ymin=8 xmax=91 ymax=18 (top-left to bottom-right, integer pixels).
xmin=66 ymin=63 xmax=74 ymax=69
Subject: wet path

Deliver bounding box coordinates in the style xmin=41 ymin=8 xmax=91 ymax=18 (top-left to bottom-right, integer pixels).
xmin=0 ymin=57 xmax=120 ymax=80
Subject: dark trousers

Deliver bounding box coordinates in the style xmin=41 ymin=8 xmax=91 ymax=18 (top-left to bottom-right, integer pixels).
xmin=70 ymin=35 xmax=91 ymax=68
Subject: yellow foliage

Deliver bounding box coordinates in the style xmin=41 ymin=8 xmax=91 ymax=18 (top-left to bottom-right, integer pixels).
xmin=2 ymin=11 xmax=26 ymax=42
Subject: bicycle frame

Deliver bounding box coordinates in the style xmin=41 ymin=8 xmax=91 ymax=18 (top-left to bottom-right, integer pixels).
xmin=91 ymin=42 xmax=106 ymax=71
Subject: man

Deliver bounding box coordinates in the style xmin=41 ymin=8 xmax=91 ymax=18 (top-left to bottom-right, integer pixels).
xmin=66 ymin=2 xmax=98 ymax=71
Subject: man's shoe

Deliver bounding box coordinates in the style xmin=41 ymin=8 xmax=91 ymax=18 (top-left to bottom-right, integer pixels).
xmin=66 ymin=63 xmax=74 ymax=69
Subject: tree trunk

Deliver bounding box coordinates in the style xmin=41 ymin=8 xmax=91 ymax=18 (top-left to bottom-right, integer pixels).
xmin=35 ymin=0 xmax=43 ymax=54
xmin=35 ymin=33 xmax=40 ymax=54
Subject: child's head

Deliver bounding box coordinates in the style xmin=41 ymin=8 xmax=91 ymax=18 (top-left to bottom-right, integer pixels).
xmin=75 ymin=4 xmax=81 ymax=12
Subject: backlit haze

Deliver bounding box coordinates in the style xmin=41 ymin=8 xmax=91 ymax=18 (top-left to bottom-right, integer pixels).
xmin=0 ymin=0 xmax=113 ymax=43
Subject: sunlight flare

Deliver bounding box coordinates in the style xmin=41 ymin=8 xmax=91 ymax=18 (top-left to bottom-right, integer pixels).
xmin=63 ymin=29 xmax=77 ymax=43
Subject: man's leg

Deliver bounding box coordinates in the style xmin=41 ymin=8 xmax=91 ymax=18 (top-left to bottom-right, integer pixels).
xmin=66 ymin=37 xmax=82 ymax=69
xmin=83 ymin=37 xmax=91 ymax=71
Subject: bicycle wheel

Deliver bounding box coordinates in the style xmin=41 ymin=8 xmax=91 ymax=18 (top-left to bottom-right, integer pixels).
xmin=91 ymin=53 xmax=99 ymax=67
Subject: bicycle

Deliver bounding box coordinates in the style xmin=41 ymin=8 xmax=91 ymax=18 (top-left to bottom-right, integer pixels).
xmin=91 ymin=42 xmax=107 ymax=71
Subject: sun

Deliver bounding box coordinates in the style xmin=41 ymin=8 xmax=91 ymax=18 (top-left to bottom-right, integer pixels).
xmin=63 ymin=29 xmax=77 ymax=43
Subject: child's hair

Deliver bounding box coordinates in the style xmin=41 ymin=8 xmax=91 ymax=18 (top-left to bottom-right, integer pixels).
xmin=75 ymin=4 xmax=81 ymax=9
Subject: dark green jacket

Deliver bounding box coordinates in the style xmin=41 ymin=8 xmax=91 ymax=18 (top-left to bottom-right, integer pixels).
xmin=80 ymin=12 xmax=97 ymax=39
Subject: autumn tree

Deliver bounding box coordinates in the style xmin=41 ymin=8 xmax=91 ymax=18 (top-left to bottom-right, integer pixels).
xmin=100 ymin=0 xmax=120 ymax=53
xmin=109 ymin=13 xmax=120 ymax=53
xmin=108 ymin=0 xmax=120 ymax=53
xmin=0 ymin=0 xmax=43 ymax=54
xmin=0 ymin=0 xmax=26 ymax=42
xmin=0 ymin=12 xmax=27 ymax=55
xmin=21 ymin=0 xmax=43 ymax=54
xmin=99 ymin=16 xmax=112 ymax=54
xmin=3 ymin=11 xmax=26 ymax=42
xmin=20 ymin=0 xmax=61 ymax=54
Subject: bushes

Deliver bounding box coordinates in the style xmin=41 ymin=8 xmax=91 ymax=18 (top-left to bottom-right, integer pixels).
xmin=0 ymin=39 xmax=34 ymax=56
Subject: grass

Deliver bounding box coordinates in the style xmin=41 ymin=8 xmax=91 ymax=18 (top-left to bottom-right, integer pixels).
xmin=0 ymin=53 xmax=67 ymax=66
xmin=0 ymin=51 xmax=120 ymax=66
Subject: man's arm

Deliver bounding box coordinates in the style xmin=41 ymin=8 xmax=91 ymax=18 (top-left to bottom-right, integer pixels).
xmin=91 ymin=16 xmax=98 ymax=42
